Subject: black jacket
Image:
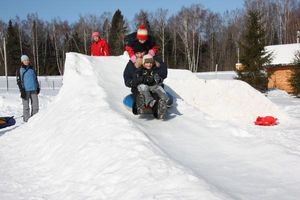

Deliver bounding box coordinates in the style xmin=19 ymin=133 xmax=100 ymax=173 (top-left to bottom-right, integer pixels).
xmin=124 ymin=32 xmax=158 ymax=56
xmin=123 ymin=56 xmax=167 ymax=94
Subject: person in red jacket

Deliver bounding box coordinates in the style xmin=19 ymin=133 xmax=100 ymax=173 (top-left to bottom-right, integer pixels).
xmin=125 ymin=24 xmax=158 ymax=63
xmin=90 ymin=32 xmax=110 ymax=56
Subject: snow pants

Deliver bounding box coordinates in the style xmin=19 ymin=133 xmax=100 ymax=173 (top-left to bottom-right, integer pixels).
xmin=137 ymin=84 xmax=169 ymax=105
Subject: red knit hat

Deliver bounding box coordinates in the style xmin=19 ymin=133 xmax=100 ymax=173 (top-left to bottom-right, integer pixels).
xmin=136 ymin=24 xmax=148 ymax=41
xmin=92 ymin=32 xmax=99 ymax=37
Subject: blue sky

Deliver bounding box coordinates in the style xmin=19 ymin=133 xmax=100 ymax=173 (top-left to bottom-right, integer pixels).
xmin=0 ymin=0 xmax=244 ymax=23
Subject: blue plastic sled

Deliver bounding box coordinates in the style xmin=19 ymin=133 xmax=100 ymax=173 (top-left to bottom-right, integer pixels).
xmin=0 ymin=116 xmax=16 ymax=129
xmin=123 ymin=93 xmax=173 ymax=111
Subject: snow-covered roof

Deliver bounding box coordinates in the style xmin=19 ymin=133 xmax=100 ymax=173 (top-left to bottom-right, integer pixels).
xmin=265 ymin=43 xmax=300 ymax=65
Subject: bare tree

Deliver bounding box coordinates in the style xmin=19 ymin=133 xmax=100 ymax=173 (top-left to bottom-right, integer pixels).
xmin=168 ymin=16 xmax=179 ymax=67
xmin=205 ymin=12 xmax=222 ymax=71
xmin=152 ymin=9 xmax=168 ymax=61
xmin=218 ymin=9 xmax=244 ymax=71
xmin=0 ymin=20 xmax=7 ymax=70
xmin=50 ymin=19 xmax=71 ymax=75
xmin=176 ymin=4 xmax=207 ymax=72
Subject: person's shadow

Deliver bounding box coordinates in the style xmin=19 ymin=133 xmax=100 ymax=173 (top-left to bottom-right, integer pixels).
xmin=164 ymin=84 xmax=183 ymax=120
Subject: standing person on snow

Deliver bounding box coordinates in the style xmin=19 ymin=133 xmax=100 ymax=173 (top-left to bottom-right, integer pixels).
xmin=90 ymin=32 xmax=110 ymax=56
xmin=16 ymin=55 xmax=40 ymax=122
xmin=123 ymin=44 xmax=168 ymax=119
xmin=125 ymin=24 xmax=158 ymax=62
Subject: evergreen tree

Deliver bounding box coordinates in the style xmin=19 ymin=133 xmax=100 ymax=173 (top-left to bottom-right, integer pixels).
xmin=6 ymin=20 xmax=21 ymax=75
xmin=237 ymin=10 xmax=272 ymax=92
xmin=289 ymin=52 xmax=300 ymax=97
xmin=108 ymin=9 xmax=127 ymax=55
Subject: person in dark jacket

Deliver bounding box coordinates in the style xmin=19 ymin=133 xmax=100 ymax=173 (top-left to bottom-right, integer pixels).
xmin=16 ymin=55 xmax=40 ymax=122
xmin=125 ymin=24 xmax=158 ymax=63
xmin=90 ymin=32 xmax=110 ymax=56
xmin=123 ymin=48 xmax=168 ymax=118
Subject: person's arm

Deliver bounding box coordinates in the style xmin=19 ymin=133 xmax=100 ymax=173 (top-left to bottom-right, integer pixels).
xmin=125 ymin=45 xmax=135 ymax=58
xmin=124 ymin=32 xmax=136 ymax=58
xmin=154 ymin=57 xmax=167 ymax=80
xmin=123 ymin=62 xmax=145 ymax=88
xmin=101 ymin=40 xmax=110 ymax=56
xmin=16 ymin=67 xmax=26 ymax=99
xmin=16 ymin=68 xmax=23 ymax=90
xmin=123 ymin=61 xmax=135 ymax=88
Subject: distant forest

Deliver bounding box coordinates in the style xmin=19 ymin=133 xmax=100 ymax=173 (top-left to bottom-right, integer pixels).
xmin=0 ymin=0 xmax=299 ymax=76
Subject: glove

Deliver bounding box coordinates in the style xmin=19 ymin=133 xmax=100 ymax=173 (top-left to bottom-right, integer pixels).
xmin=131 ymin=69 xmax=144 ymax=87
xmin=148 ymin=49 xmax=155 ymax=57
xmin=154 ymin=73 xmax=162 ymax=84
xmin=130 ymin=55 xmax=137 ymax=63
xmin=132 ymin=76 xmax=144 ymax=87
xmin=37 ymin=87 xmax=40 ymax=95
xmin=20 ymin=89 xmax=26 ymax=99
xmin=144 ymin=76 xmax=155 ymax=85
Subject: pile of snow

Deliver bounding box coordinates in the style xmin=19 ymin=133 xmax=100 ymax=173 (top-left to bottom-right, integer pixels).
xmin=1 ymin=53 xmax=299 ymax=200
xmin=0 ymin=53 xmax=228 ymax=200
xmin=267 ymin=89 xmax=291 ymax=98
xmin=196 ymin=71 xmax=237 ymax=80
xmin=166 ymin=70 xmax=286 ymax=125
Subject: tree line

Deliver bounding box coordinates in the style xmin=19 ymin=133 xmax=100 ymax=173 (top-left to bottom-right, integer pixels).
xmin=0 ymin=0 xmax=299 ymax=76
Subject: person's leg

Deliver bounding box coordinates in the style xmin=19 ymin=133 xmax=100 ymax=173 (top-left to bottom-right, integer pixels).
xmin=132 ymin=90 xmax=143 ymax=115
xmin=22 ymin=92 xmax=30 ymax=122
xmin=30 ymin=92 xmax=39 ymax=116
xmin=150 ymin=86 xmax=168 ymax=119
xmin=137 ymin=84 xmax=155 ymax=106
xmin=149 ymin=85 xmax=169 ymax=102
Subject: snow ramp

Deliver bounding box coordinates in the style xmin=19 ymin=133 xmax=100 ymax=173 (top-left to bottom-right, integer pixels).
xmin=0 ymin=53 xmax=299 ymax=200
xmin=0 ymin=53 xmax=229 ymax=200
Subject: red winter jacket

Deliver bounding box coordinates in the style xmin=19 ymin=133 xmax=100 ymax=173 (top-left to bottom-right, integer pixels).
xmin=90 ymin=39 xmax=110 ymax=56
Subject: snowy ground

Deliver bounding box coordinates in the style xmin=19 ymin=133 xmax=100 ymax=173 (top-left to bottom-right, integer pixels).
xmin=0 ymin=53 xmax=299 ymax=200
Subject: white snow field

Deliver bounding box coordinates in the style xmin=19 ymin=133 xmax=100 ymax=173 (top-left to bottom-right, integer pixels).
xmin=0 ymin=53 xmax=300 ymax=200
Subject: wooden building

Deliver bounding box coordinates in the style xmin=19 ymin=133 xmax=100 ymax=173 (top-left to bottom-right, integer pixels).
xmin=265 ymin=43 xmax=300 ymax=93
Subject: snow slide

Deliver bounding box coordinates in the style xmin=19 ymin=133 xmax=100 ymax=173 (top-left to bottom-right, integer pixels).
xmin=0 ymin=53 xmax=299 ymax=200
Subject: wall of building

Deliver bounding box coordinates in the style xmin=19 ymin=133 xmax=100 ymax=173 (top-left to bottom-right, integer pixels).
xmin=268 ymin=66 xmax=294 ymax=93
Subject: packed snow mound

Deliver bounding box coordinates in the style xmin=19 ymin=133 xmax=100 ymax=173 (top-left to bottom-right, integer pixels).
xmin=2 ymin=53 xmax=297 ymax=200
xmin=196 ymin=71 xmax=237 ymax=80
xmin=267 ymin=89 xmax=291 ymax=98
xmin=166 ymin=69 xmax=287 ymax=125
xmin=0 ymin=53 xmax=229 ymax=200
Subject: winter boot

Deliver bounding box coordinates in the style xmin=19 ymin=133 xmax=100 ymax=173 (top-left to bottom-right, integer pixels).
xmin=132 ymin=102 xmax=138 ymax=115
xmin=154 ymin=99 xmax=167 ymax=119
xmin=136 ymin=94 xmax=146 ymax=114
